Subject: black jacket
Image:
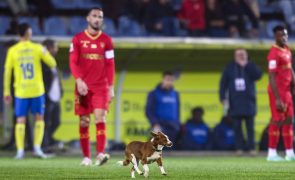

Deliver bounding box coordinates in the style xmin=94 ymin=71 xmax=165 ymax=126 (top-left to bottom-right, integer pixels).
xmin=219 ymin=61 xmax=262 ymax=116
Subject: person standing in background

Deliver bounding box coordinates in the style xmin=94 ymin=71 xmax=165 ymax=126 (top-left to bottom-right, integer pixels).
xmin=42 ymin=39 xmax=63 ymax=151
xmin=145 ymin=71 xmax=181 ymax=148
xmin=219 ymin=48 xmax=262 ymax=155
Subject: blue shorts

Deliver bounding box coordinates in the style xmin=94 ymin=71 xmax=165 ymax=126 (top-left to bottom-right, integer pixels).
xmin=15 ymin=95 xmax=45 ymax=117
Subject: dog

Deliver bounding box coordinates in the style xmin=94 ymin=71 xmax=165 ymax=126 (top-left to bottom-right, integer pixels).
xmin=117 ymin=131 xmax=173 ymax=178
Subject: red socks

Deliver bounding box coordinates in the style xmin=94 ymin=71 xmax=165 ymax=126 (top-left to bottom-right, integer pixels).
xmin=269 ymin=123 xmax=294 ymax=149
xmin=96 ymin=122 xmax=106 ymax=154
xmin=282 ymin=124 xmax=294 ymax=149
xmin=80 ymin=122 xmax=106 ymax=157
xmin=268 ymin=124 xmax=280 ymax=149
xmin=80 ymin=126 xmax=90 ymax=158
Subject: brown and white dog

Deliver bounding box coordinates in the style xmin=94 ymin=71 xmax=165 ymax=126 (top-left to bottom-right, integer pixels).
xmin=117 ymin=131 xmax=173 ymax=178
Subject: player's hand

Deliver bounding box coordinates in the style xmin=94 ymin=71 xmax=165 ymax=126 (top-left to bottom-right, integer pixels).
xmin=76 ymin=78 xmax=88 ymax=96
xmin=153 ymin=124 xmax=161 ymax=133
xmin=275 ymin=99 xmax=286 ymax=112
xmin=108 ymin=85 xmax=115 ymax=101
xmin=3 ymin=95 xmax=12 ymax=105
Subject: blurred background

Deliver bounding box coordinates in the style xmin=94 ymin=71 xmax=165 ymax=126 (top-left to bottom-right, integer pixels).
xmin=0 ymin=0 xmax=294 ymax=154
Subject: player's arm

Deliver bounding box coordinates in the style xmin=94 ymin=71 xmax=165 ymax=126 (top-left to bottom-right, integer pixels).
xmin=268 ymin=53 xmax=285 ymax=112
xmin=145 ymin=91 xmax=161 ymax=131
xmin=105 ymin=37 xmax=115 ymax=100
xmin=69 ymin=36 xmax=88 ymax=95
xmin=219 ymin=65 xmax=229 ymax=104
xmin=292 ymin=70 xmax=295 ymax=97
xmin=245 ymin=62 xmax=263 ymax=81
xmin=3 ymin=48 xmax=13 ymax=104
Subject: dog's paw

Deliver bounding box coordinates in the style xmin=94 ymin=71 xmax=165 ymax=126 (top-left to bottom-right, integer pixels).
xmin=116 ymin=161 xmax=124 ymax=166
xmin=139 ymin=171 xmax=144 ymax=176
xmin=144 ymin=173 xmax=149 ymax=178
xmin=162 ymin=173 xmax=167 ymax=176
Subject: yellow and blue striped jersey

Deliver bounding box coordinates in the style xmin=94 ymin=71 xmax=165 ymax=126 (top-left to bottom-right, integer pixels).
xmin=4 ymin=40 xmax=56 ymax=98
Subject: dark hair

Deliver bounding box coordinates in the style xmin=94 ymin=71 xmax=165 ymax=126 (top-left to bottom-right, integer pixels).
xmin=88 ymin=7 xmax=103 ymax=15
xmin=42 ymin=39 xmax=55 ymax=49
xmin=273 ymin=25 xmax=286 ymax=34
xmin=18 ymin=23 xmax=30 ymax=37
xmin=162 ymin=71 xmax=173 ymax=77
xmin=192 ymin=107 xmax=204 ymax=116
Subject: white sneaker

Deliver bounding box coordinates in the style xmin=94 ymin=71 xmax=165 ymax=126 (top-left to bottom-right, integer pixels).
xmin=33 ymin=150 xmax=48 ymax=159
xmin=267 ymin=155 xmax=284 ymax=162
xmin=14 ymin=151 xmax=24 ymax=160
xmin=80 ymin=157 xmax=92 ymax=166
xmin=285 ymin=155 xmax=295 ymax=161
xmin=95 ymin=153 xmax=110 ymax=166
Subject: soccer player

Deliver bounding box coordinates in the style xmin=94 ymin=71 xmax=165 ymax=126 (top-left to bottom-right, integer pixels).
xmin=267 ymin=25 xmax=295 ymax=161
xmin=3 ymin=23 xmax=57 ymax=159
xmin=69 ymin=7 xmax=115 ymax=166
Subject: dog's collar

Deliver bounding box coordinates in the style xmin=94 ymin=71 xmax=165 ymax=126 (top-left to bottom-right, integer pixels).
xmin=153 ymin=145 xmax=163 ymax=152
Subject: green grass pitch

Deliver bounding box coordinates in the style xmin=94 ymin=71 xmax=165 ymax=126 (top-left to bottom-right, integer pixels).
xmin=1 ymin=156 xmax=295 ymax=179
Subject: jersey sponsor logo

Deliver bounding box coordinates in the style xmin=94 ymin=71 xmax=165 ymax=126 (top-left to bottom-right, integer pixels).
xmin=81 ymin=40 xmax=90 ymax=48
xmin=91 ymin=44 xmax=97 ymax=49
xmin=18 ymin=56 xmax=34 ymax=61
xmin=161 ymin=96 xmax=176 ymax=103
xmin=69 ymin=43 xmax=74 ymax=52
xmin=81 ymin=53 xmax=104 ymax=60
xmin=19 ymin=48 xmax=33 ymax=53
xmin=105 ymin=50 xmax=114 ymax=59
xmin=269 ymin=60 xmax=277 ymax=70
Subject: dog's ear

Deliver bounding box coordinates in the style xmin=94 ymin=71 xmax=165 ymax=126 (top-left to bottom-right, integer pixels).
xmin=151 ymin=131 xmax=158 ymax=137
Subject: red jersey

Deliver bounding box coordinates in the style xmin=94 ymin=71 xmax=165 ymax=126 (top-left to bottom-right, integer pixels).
xmin=267 ymin=45 xmax=292 ymax=94
xmin=69 ymin=30 xmax=115 ymax=90
xmin=178 ymin=0 xmax=205 ymax=30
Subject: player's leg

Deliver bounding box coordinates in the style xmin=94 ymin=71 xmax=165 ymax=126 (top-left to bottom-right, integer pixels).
xmin=94 ymin=108 xmax=109 ymax=166
xmin=282 ymin=99 xmax=295 ymax=161
xmin=92 ymin=89 xmax=110 ymax=166
xmin=79 ymin=115 xmax=92 ymax=166
xmin=75 ymin=92 xmax=93 ymax=165
xmin=282 ymin=117 xmax=295 ymax=160
xmin=14 ymin=97 xmax=29 ymax=159
xmin=267 ymin=93 xmax=284 ymax=161
xmin=31 ymin=95 xmax=47 ymax=158
xmin=267 ymin=120 xmax=282 ymax=161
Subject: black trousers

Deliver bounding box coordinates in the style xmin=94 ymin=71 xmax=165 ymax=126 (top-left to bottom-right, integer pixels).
xmin=232 ymin=116 xmax=255 ymax=151
xmin=42 ymin=101 xmax=61 ymax=148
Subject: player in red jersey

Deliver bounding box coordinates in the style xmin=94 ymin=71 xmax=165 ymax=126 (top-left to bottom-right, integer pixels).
xmin=267 ymin=25 xmax=295 ymax=161
xmin=69 ymin=7 xmax=115 ymax=166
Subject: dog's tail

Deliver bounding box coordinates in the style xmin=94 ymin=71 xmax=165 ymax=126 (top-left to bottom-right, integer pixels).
xmin=117 ymin=159 xmax=130 ymax=166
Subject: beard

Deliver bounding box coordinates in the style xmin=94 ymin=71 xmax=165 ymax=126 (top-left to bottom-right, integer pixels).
xmin=90 ymin=24 xmax=100 ymax=31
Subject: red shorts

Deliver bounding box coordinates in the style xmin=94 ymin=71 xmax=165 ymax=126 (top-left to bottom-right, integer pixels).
xmin=75 ymin=87 xmax=109 ymax=115
xmin=268 ymin=91 xmax=293 ymax=121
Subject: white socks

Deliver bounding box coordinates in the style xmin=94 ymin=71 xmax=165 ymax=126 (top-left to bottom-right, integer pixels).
xmin=268 ymin=148 xmax=295 ymax=157
xmin=268 ymin=148 xmax=277 ymax=157
xmin=286 ymin=149 xmax=295 ymax=157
